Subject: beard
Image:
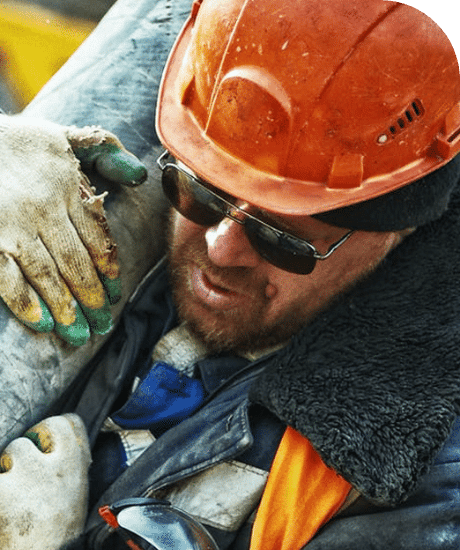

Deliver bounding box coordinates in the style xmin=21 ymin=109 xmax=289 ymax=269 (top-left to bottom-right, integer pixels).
xmin=166 ymin=213 xmax=311 ymax=355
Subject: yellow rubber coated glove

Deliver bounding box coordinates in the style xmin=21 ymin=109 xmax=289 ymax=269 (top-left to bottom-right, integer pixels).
xmin=0 ymin=414 xmax=91 ymax=550
xmin=0 ymin=115 xmax=147 ymax=346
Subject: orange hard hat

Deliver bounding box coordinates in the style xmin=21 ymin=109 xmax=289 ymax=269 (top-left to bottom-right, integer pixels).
xmin=156 ymin=0 xmax=460 ymax=216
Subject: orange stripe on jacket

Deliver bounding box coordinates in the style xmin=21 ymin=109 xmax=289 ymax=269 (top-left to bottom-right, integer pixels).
xmin=250 ymin=426 xmax=352 ymax=550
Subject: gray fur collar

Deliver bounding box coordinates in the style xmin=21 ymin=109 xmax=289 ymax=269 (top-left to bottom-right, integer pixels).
xmin=251 ymin=186 xmax=460 ymax=506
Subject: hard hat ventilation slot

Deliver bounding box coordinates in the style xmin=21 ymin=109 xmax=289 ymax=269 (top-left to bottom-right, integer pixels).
xmin=447 ymin=128 xmax=460 ymax=144
xmin=377 ymin=99 xmax=424 ymax=144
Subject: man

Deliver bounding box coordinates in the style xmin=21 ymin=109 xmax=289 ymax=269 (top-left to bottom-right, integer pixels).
xmin=0 ymin=0 xmax=459 ymax=548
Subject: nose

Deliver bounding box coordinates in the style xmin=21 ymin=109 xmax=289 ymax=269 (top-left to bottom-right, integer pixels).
xmin=205 ymin=216 xmax=261 ymax=268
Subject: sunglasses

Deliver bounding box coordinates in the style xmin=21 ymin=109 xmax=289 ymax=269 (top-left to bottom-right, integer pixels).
xmin=157 ymin=151 xmax=354 ymax=275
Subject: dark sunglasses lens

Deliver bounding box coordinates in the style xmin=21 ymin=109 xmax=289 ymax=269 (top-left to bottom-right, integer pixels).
xmin=245 ymin=219 xmax=317 ymax=274
xmin=162 ymin=166 xmax=224 ymax=226
xmin=161 ymin=161 xmax=318 ymax=275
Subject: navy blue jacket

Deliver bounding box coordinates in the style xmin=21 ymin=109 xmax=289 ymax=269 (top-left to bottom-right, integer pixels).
xmin=52 ymin=258 xmax=460 ymax=550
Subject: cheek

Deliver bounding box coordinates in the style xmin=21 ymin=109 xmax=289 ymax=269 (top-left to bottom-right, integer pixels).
xmin=261 ymin=234 xmax=386 ymax=323
xmin=281 ymin=231 xmax=401 ymax=314
xmin=262 ymin=269 xmax=316 ymax=319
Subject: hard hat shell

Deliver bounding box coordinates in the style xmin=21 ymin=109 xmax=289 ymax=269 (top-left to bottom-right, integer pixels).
xmin=156 ymin=0 xmax=460 ymax=215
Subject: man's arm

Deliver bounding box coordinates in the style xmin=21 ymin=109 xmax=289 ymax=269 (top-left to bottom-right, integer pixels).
xmin=0 ymin=0 xmax=190 ymax=450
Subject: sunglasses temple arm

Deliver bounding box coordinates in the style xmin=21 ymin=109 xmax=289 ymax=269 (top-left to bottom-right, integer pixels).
xmin=315 ymin=231 xmax=355 ymax=260
xmin=156 ymin=150 xmax=170 ymax=170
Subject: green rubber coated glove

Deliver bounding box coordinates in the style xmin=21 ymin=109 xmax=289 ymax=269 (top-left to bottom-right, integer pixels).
xmin=0 ymin=116 xmax=148 ymax=346
xmin=67 ymin=125 xmax=148 ymax=187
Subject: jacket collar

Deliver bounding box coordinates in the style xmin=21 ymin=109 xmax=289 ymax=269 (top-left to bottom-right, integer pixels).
xmin=251 ymin=184 xmax=460 ymax=506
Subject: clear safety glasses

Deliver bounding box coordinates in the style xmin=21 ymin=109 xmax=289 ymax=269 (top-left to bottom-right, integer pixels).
xmin=99 ymin=498 xmax=219 ymax=550
xmin=157 ymin=150 xmax=354 ymax=275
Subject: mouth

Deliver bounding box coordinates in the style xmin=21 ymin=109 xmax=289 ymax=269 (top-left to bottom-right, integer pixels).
xmin=190 ymin=264 xmax=252 ymax=310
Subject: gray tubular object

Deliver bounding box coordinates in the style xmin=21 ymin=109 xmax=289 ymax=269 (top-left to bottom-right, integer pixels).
xmin=0 ymin=0 xmax=191 ymax=450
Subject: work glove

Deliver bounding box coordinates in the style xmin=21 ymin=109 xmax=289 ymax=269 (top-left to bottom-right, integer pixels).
xmin=0 ymin=115 xmax=147 ymax=346
xmin=0 ymin=414 xmax=92 ymax=550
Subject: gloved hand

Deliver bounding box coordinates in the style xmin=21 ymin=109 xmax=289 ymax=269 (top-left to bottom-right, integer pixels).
xmin=0 ymin=414 xmax=92 ymax=550
xmin=0 ymin=115 xmax=147 ymax=346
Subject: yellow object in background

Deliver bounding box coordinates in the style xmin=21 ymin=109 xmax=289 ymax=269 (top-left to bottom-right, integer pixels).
xmin=0 ymin=2 xmax=96 ymax=109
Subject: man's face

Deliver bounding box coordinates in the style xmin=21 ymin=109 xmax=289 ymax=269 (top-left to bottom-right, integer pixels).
xmin=167 ymin=205 xmax=401 ymax=354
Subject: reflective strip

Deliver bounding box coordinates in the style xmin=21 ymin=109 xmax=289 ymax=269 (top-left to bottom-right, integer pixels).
xmin=153 ymin=460 xmax=268 ymax=531
xmin=250 ymin=427 xmax=352 ymax=550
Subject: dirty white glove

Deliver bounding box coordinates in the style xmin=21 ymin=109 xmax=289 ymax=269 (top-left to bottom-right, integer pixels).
xmin=0 ymin=115 xmax=147 ymax=346
xmin=0 ymin=414 xmax=91 ymax=550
